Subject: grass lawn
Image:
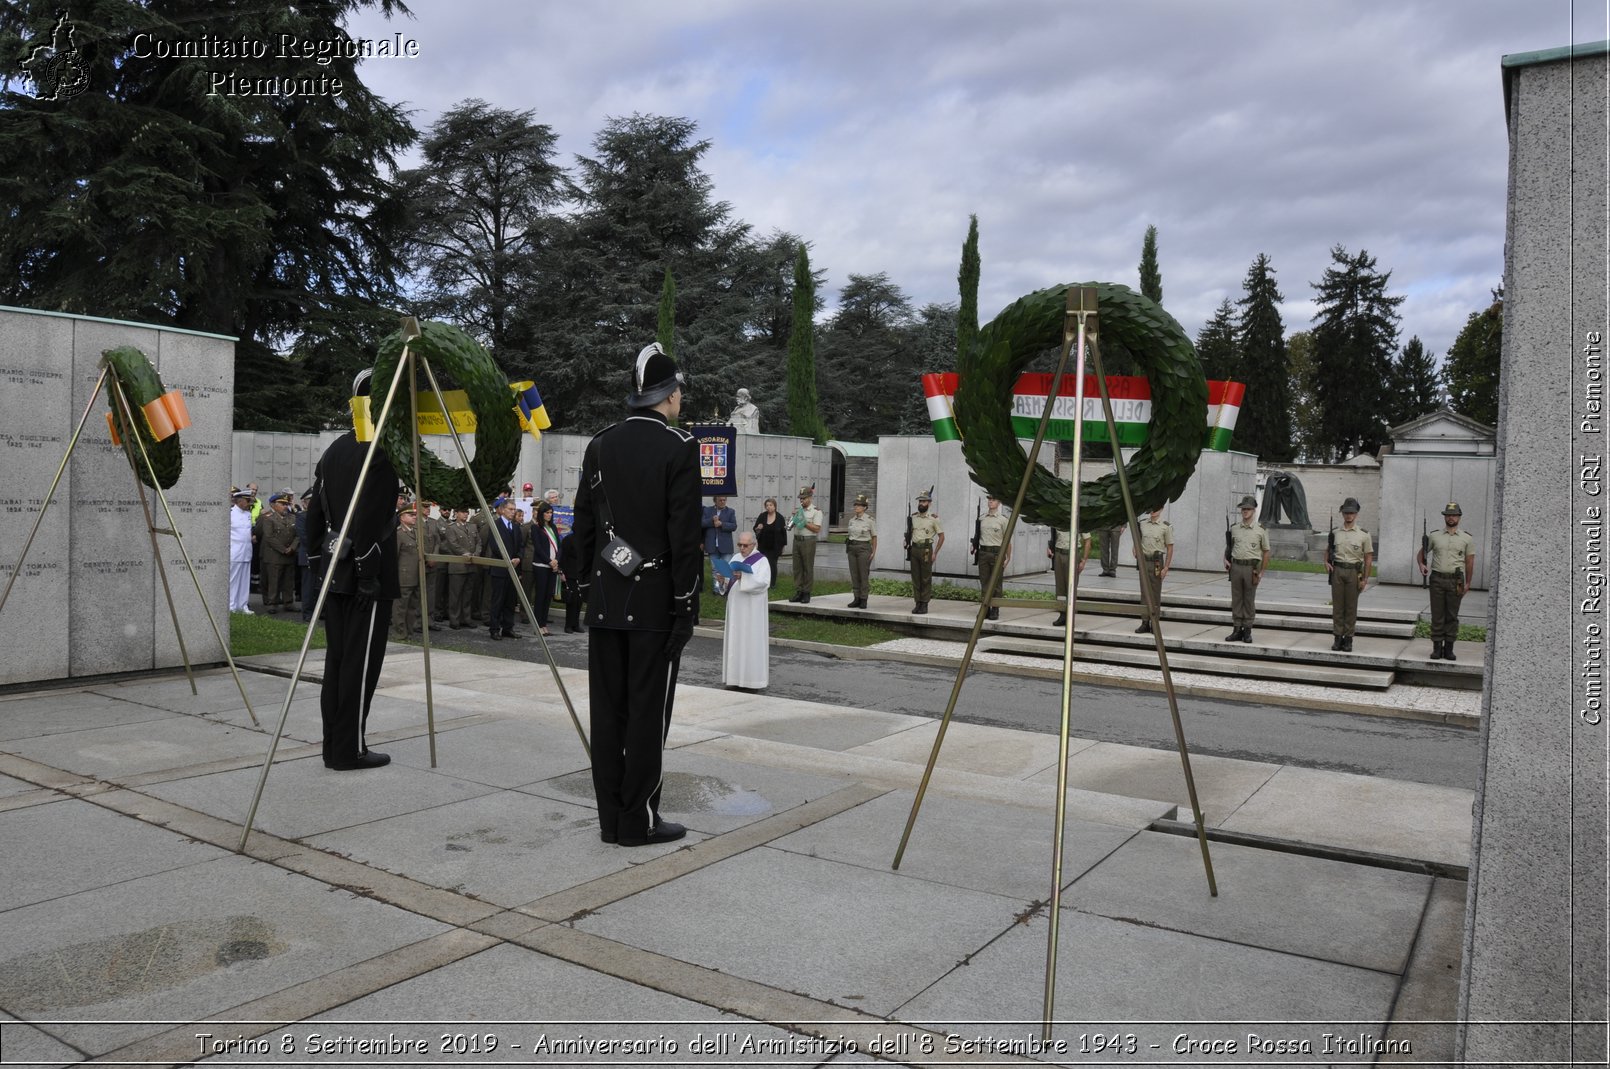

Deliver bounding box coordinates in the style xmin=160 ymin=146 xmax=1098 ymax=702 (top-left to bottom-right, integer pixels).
xmin=229 ymin=611 xmax=326 ymax=658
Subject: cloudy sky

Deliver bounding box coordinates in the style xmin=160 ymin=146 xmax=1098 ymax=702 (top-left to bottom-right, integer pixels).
xmin=347 ymin=0 xmax=1601 ymax=364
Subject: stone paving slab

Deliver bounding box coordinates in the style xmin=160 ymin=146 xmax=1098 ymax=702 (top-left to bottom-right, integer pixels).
xmin=844 ymin=718 xmax=1076 ymax=780
xmin=574 ymin=845 xmax=1029 ymax=1018
xmin=303 ymin=789 xmax=657 ymax=908
xmin=1026 ymin=741 xmax=1281 ymax=825
xmin=1220 ymin=765 xmax=1475 ymax=867
xmin=0 ymin=688 xmax=180 ymax=742
xmin=0 ymin=1009 xmax=84 ymax=1068
xmin=3 ymin=715 xmax=273 ymax=780
xmin=520 ymin=747 xmax=859 ymax=840
xmin=0 ymin=854 xmax=448 ymax=1057
xmin=769 ymin=789 xmax=1141 ymax=902
xmin=142 ymin=754 xmax=502 ymax=841
xmin=91 ymin=669 xmax=292 ymax=718
xmin=0 ymin=795 xmax=228 ymax=912
xmin=0 ymin=770 xmax=44 ymax=797
xmin=234 ymin=943 xmax=814 ymax=1065
xmin=694 ymin=700 xmax=931 ymax=753
xmin=381 ymin=717 xmax=593 ymax=790
xmin=899 ymin=910 xmax=1400 ymax=1052
xmin=1065 ymin=831 xmax=1431 ymax=974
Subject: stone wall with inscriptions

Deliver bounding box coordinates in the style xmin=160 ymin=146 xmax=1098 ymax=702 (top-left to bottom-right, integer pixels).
xmin=0 ymin=306 xmax=235 ymax=686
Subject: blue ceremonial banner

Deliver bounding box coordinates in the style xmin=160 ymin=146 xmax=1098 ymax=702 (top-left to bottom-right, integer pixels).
xmin=689 ymin=424 xmax=737 ymax=496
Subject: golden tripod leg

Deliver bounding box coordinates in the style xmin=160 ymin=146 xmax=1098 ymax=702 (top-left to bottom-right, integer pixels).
xmin=238 ymin=325 xmax=419 ymax=852
xmin=1043 ymin=287 xmax=1098 ymax=1039
xmin=0 ymin=365 xmax=109 ymax=618
xmin=407 ymin=346 xmax=440 ymax=768
xmin=104 ymin=373 xmax=262 ymax=726
xmin=415 ymin=357 xmax=591 ymax=759
xmin=1088 ymin=341 xmax=1217 ymax=897
xmin=892 ymin=286 xmax=1084 ymax=871
xmin=107 ymin=377 xmax=197 ymax=697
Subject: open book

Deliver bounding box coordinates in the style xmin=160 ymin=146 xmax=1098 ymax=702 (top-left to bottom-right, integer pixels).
xmin=711 ymin=556 xmax=755 ymax=582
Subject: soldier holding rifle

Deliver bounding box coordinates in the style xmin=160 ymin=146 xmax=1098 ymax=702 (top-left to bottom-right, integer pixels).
xmin=1324 ymin=497 xmax=1373 ymax=652
xmin=1416 ymin=501 xmax=1475 ymax=660
xmin=907 ymin=488 xmax=943 ymax=614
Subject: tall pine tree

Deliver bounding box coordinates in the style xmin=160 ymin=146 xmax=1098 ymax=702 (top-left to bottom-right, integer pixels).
xmin=1139 ymin=225 xmax=1163 ymax=305
xmin=1195 ymin=299 xmax=1240 ymax=383
xmin=786 ymin=244 xmax=827 ymax=442
xmin=1235 ymin=253 xmax=1292 ymax=461
xmin=957 ymin=214 xmax=980 ymax=363
xmin=1387 ymin=335 xmax=1442 ymax=426
xmin=1285 ymin=331 xmax=1325 ymax=460
xmin=1309 ymin=245 xmax=1404 ymax=460
xmin=1442 ymin=290 xmax=1503 ymax=427
xmin=817 ymin=272 xmax=915 ymax=440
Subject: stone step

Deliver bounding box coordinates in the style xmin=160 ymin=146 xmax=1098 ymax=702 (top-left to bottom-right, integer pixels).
xmin=977 ymin=635 xmax=1397 ymax=690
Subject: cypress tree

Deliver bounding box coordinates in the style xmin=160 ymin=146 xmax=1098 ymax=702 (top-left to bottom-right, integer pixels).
xmin=1139 ymin=225 xmax=1163 ymax=305
xmin=1388 ymin=335 xmax=1443 ymax=425
xmin=1309 ymin=245 xmax=1404 ymax=459
xmin=657 ymin=267 xmax=677 ymax=359
xmin=958 ymin=214 xmax=980 ymax=362
xmin=787 ymin=245 xmax=827 ymax=441
xmin=1195 ymin=299 xmax=1240 ymax=383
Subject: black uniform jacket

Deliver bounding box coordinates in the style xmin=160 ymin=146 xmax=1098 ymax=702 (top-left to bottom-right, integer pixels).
xmin=305 ymin=431 xmax=401 ymax=600
xmin=483 ymin=515 xmax=525 ymax=571
xmin=570 ymin=411 xmax=702 ymax=631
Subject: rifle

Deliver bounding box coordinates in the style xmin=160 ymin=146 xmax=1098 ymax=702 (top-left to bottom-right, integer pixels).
xmin=1326 ymin=516 xmax=1335 ymax=568
xmin=970 ymin=498 xmax=981 ymax=562
xmin=904 ymin=512 xmax=913 ymax=563
xmin=1420 ymin=516 xmax=1429 ymax=589
xmin=1224 ymin=512 xmax=1233 ymax=581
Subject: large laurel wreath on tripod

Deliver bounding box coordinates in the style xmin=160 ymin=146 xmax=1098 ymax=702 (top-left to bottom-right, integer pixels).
xmin=370 ymin=321 xmax=521 ymax=510
xmin=955 ymin=283 xmax=1207 ymax=532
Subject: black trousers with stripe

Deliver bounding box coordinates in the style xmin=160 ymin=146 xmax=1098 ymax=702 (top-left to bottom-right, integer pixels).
xmin=588 ymin=627 xmax=675 ymax=840
xmin=320 ymin=594 xmax=393 ymax=763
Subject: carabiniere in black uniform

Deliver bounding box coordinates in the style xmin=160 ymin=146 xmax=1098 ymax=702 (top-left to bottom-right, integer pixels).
xmin=569 ymin=342 xmax=702 ymax=847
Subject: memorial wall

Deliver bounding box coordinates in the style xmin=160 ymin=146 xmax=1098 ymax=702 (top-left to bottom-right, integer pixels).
xmin=0 ymin=306 xmax=235 ymax=687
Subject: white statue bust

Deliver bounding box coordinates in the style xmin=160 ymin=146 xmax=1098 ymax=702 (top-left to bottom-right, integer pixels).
xmin=730 ymin=387 xmax=761 ymax=434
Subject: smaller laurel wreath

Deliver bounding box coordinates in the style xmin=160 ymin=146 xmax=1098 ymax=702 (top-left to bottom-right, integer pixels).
xmin=370 ymin=321 xmax=521 ymax=510
xmin=103 ymin=346 xmax=185 ymax=490
xmin=955 ymin=283 xmax=1207 ymax=532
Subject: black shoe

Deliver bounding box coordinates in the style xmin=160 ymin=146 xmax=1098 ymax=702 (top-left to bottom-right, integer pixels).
xmin=1053 ymin=613 xmax=1067 ymax=627
xmin=1226 ymin=628 xmax=1242 ymax=642
xmin=449 ymin=623 xmax=462 ymax=630
xmin=428 ymin=623 xmax=443 ymax=631
xmin=1136 ymin=621 xmax=1152 ymax=634
xmin=1342 ymin=636 xmax=1354 ymax=652
xmin=799 ymin=594 xmax=810 ymax=605
xmin=324 ymin=750 xmax=390 ymax=771
xmin=1444 ymin=643 xmax=1457 ymax=661
xmin=564 ymin=626 xmax=579 ymax=634
xmin=619 ymin=820 xmax=686 ymax=848
xmin=503 ymin=629 xmax=521 ymax=638
xmin=1099 ymin=571 xmax=1116 ymax=578
xmin=788 ymin=592 xmax=802 ymax=603
xmin=1331 ymin=635 xmax=1343 ymax=651
xmin=1429 ymin=641 xmax=1443 ymax=660
xmin=912 ymin=603 xmax=927 ymax=615
xmin=599 ymin=826 xmax=617 ymax=844
xmin=987 ymin=607 xmax=1000 ymax=621
xmin=1241 ymin=630 xmax=1254 ymax=643
xmin=489 ymin=630 xmax=502 ymax=640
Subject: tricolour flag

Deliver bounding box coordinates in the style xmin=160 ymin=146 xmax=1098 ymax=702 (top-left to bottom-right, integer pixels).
xmin=923 ymin=373 xmax=962 ymax=442
xmin=922 ymin=374 xmax=1246 ymax=452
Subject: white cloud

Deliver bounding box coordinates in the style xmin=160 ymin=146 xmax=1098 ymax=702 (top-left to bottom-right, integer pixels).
xmin=347 ymin=0 xmax=1574 ymax=357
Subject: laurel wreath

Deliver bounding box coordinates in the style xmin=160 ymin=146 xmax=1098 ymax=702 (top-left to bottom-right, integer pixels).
xmin=955 ymin=283 xmax=1206 ymax=532
xmin=370 ymin=321 xmax=521 ymax=510
xmin=102 ymin=346 xmax=183 ymax=489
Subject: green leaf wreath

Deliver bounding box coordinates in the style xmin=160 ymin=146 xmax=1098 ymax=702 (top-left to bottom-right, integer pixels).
xmin=956 ymin=283 xmax=1207 ymax=532
xmin=103 ymin=346 xmax=182 ymax=489
xmin=370 ymin=321 xmax=521 ymax=510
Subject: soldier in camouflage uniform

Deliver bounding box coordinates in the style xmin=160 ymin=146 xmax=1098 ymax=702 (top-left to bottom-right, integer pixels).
xmin=1416 ymin=501 xmax=1476 ymax=661
xmin=1326 ymin=497 xmax=1374 ymax=652
xmin=907 ymin=490 xmax=944 ymax=614
xmin=1049 ymin=528 xmax=1091 ymax=628
xmin=392 ymin=504 xmax=422 ymax=640
xmin=844 ymin=494 xmax=877 ymax=609
xmin=444 ymin=506 xmax=478 ymax=628
xmin=254 ymin=491 xmax=301 ymax=613
xmin=423 ymin=501 xmax=448 ymax=628
xmin=788 ymin=486 xmax=823 ymax=603
xmin=1134 ymin=508 xmax=1173 ymax=634
xmin=1225 ymin=494 xmax=1270 ymax=642
xmin=975 ymin=495 xmax=1010 ymax=621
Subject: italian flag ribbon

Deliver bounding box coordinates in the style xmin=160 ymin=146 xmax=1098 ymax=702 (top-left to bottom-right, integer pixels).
xmin=349 ymin=379 xmax=553 ymax=443
xmin=921 ymin=373 xmax=1244 ymax=451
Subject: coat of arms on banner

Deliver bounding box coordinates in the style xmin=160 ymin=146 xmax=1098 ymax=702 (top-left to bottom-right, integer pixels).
xmin=700 ymin=441 xmax=729 ymax=480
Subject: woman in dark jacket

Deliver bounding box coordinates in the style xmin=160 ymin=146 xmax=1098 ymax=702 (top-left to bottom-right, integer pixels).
xmin=752 ymin=496 xmax=786 ymax=588
xmin=529 ymin=501 xmax=561 ymax=635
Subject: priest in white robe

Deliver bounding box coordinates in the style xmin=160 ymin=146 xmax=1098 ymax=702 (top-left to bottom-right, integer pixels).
xmin=719 ymin=532 xmax=772 ymax=690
